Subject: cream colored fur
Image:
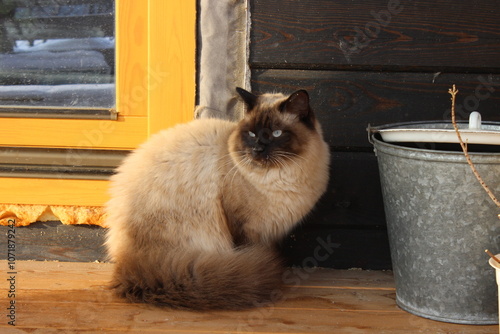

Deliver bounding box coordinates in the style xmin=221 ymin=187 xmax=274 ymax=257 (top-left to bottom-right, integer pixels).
xmin=105 ymin=90 xmax=330 ymax=310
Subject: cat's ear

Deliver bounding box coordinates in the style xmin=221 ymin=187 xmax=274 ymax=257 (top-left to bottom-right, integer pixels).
xmin=282 ymin=90 xmax=315 ymax=128
xmin=236 ymin=87 xmax=257 ymax=111
xmin=282 ymin=90 xmax=311 ymax=118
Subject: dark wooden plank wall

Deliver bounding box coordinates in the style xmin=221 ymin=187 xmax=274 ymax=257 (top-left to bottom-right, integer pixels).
xmin=250 ymin=0 xmax=500 ymax=269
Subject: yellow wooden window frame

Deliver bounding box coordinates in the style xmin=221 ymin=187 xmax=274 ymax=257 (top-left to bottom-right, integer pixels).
xmin=0 ymin=0 xmax=196 ymax=207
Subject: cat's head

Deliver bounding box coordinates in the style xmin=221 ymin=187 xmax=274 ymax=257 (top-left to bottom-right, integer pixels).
xmin=229 ymin=87 xmax=321 ymax=169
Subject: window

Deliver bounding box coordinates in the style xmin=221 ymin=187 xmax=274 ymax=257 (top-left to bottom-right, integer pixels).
xmin=0 ymin=0 xmax=196 ymax=207
xmin=0 ymin=0 xmax=115 ymax=118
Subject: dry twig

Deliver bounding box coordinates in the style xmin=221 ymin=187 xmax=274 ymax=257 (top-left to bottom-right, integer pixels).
xmin=485 ymin=249 xmax=500 ymax=264
xmin=449 ymin=85 xmax=500 ymax=215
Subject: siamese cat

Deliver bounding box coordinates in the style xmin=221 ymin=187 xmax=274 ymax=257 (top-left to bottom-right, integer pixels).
xmin=105 ymin=88 xmax=330 ymax=310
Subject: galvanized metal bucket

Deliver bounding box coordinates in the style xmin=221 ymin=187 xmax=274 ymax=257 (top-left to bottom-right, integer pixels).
xmin=370 ymin=121 xmax=500 ymax=324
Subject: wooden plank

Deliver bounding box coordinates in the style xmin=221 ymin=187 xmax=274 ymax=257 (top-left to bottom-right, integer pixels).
xmin=252 ymin=69 xmax=500 ymax=147
xmin=9 ymin=261 xmax=395 ymax=291
xmin=282 ymin=225 xmax=392 ymax=270
xmin=281 ymin=151 xmax=391 ymax=269
xmin=0 ymin=116 xmax=147 ymax=149
xmin=0 ymin=261 xmax=496 ymax=333
xmin=308 ymin=152 xmax=385 ymax=226
xmin=3 ymin=308 xmax=497 ymax=334
xmin=117 ymin=0 xmax=196 ymax=127
xmin=115 ymin=1 xmax=148 ymax=117
xmin=147 ymin=0 xmax=196 ymax=134
xmin=10 ymin=260 xmax=113 ymax=290
xmin=0 ymin=222 xmax=106 ymax=262
xmin=0 ymin=178 xmax=109 ymax=206
xmin=10 ymin=285 xmax=398 ymax=312
xmin=292 ymin=268 xmax=395 ymax=289
xmin=0 ymin=221 xmax=393 ymax=269
xmin=250 ymin=0 xmax=500 ymax=70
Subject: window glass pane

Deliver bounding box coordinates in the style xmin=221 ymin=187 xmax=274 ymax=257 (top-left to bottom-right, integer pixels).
xmin=0 ymin=0 xmax=114 ymax=112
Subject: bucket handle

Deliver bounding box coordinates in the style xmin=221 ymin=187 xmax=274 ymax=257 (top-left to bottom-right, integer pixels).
xmin=366 ymin=124 xmax=379 ymax=156
xmin=367 ymin=123 xmax=377 ymax=145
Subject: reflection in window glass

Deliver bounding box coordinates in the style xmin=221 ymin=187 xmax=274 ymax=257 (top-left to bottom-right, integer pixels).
xmin=0 ymin=0 xmax=114 ymax=110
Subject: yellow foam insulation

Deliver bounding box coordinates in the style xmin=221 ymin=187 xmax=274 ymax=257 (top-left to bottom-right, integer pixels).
xmin=0 ymin=204 xmax=108 ymax=227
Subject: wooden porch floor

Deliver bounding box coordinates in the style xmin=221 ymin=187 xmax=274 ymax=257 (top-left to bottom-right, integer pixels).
xmin=0 ymin=260 xmax=497 ymax=333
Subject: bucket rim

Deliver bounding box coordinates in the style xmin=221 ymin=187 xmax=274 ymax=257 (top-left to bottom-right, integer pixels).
xmin=368 ymin=120 xmax=500 ymax=146
xmin=371 ymin=135 xmax=500 ymax=163
xmin=368 ymin=120 xmax=500 ymax=133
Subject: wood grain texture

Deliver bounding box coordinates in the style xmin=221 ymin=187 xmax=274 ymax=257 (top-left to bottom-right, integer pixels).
xmin=282 ymin=152 xmax=388 ymax=269
xmin=282 ymin=152 xmax=390 ymax=270
xmin=116 ymin=1 xmax=148 ymax=117
xmin=0 ymin=178 xmax=109 ymax=206
xmin=250 ymin=0 xmax=500 ymax=70
xmin=282 ymin=225 xmax=392 ymax=270
xmin=303 ymin=151 xmax=385 ymax=227
xmin=0 ymin=222 xmax=106 ymax=262
xmin=252 ymin=69 xmax=500 ymax=147
xmin=0 ymin=116 xmax=147 ymax=149
xmin=0 ymin=261 xmax=496 ymax=333
xmin=147 ymin=0 xmax=196 ymax=134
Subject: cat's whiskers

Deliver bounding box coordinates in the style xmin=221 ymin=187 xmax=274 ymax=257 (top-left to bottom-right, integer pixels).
xmin=276 ymin=150 xmax=307 ymax=163
xmin=221 ymin=151 xmax=252 ymax=193
xmin=267 ymin=153 xmax=283 ymax=169
xmin=273 ymin=151 xmax=306 ymax=175
xmin=216 ymin=152 xmax=236 ymax=173
xmin=268 ymin=155 xmax=287 ymax=181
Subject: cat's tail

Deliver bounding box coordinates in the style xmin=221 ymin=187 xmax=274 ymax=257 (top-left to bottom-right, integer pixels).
xmin=110 ymin=246 xmax=284 ymax=310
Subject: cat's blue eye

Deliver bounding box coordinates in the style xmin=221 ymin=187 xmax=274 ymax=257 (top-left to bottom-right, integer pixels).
xmin=248 ymin=131 xmax=256 ymax=138
xmin=272 ymin=130 xmax=282 ymax=138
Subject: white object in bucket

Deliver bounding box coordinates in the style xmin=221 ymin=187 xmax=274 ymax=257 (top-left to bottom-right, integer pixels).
xmin=488 ymin=255 xmax=500 ymax=333
xmin=469 ymin=111 xmax=482 ymax=130
xmin=377 ymin=112 xmax=500 ymax=145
